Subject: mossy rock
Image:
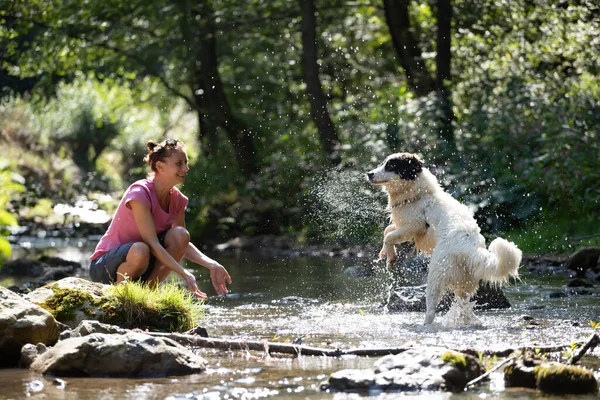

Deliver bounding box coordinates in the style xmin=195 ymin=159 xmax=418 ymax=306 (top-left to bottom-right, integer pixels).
xmin=25 ymin=277 xmax=201 ymax=332
xmin=25 ymin=277 xmax=109 ymax=328
xmin=535 ymin=364 xmax=598 ymax=395
xmin=441 ymin=351 xmax=468 ymax=369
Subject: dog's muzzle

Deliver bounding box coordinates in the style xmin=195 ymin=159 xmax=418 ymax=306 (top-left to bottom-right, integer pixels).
xmin=366 ymin=172 xmax=374 ymax=182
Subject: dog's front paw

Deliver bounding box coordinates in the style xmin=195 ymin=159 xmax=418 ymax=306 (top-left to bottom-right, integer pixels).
xmin=379 ymin=247 xmax=387 ymax=260
xmin=386 ymin=255 xmax=397 ymax=269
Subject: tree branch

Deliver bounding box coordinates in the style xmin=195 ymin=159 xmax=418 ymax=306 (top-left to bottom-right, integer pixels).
xmin=569 ymin=333 xmax=600 ymax=365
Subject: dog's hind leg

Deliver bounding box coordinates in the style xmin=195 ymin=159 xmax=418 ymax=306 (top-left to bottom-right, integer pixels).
xmin=424 ymin=264 xmax=445 ymax=324
xmin=424 ymin=281 xmax=443 ymax=324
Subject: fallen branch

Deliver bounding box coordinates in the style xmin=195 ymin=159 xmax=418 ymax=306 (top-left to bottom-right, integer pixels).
xmin=567 ymin=233 xmax=600 ymax=242
xmin=148 ymin=332 xmax=593 ymax=359
xmin=569 ymin=333 xmax=600 ymax=365
xmin=148 ymin=332 xmax=412 ymax=357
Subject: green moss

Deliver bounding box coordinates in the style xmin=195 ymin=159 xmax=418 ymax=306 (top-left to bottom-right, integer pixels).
xmin=40 ymin=286 xmax=102 ymax=323
xmin=441 ymin=351 xmax=468 ymax=369
xmin=534 ymin=364 xmax=598 ymax=395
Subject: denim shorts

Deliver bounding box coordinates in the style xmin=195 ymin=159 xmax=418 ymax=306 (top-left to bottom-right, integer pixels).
xmin=89 ymin=231 xmax=168 ymax=284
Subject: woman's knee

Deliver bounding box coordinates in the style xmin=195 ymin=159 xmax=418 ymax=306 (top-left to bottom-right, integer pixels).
xmin=165 ymin=226 xmax=190 ymax=250
xmin=126 ymin=242 xmax=151 ymax=266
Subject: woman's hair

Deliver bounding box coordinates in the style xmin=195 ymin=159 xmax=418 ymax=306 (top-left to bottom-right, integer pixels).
xmin=144 ymin=139 xmax=186 ymax=172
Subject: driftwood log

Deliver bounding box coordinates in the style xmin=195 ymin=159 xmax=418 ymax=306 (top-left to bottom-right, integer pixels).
xmin=148 ymin=332 xmax=599 ymax=360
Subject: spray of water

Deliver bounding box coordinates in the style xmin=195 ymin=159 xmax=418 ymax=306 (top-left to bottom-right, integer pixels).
xmin=305 ymin=168 xmax=388 ymax=241
xmin=441 ymin=298 xmax=482 ymax=328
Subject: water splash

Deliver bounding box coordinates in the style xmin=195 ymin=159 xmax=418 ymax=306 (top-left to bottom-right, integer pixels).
xmin=441 ymin=298 xmax=482 ymax=328
xmin=306 ymin=169 xmax=387 ymax=240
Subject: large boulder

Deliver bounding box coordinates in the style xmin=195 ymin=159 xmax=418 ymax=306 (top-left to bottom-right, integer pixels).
xmin=322 ymin=347 xmax=484 ymax=393
xmin=566 ymin=247 xmax=600 ymax=278
xmin=30 ymin=332 xmax=207 ymax=377
xmin=24 ymin=277 xmax=109 ymax=328
xmin=0 ymin=286 xmax=60 ymax=367
xmin=386 ymin=283 xmax=511 ymax=312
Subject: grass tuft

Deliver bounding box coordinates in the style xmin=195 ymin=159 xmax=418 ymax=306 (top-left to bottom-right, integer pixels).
xmin=104 ymin=280 xmax=204 ymax=332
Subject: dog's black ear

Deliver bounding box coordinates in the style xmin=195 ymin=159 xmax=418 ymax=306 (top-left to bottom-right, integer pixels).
xmin=385 ymin=154 xmax=423 ymax=180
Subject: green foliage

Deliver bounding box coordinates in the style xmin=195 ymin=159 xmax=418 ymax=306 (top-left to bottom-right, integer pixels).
xmin=502 ymin=208 xmax=600 ymax=254
xmin=0 ymin=161 xmax=24 ymax=263
xmin=1 ymin=0 xmax=598 ymax=252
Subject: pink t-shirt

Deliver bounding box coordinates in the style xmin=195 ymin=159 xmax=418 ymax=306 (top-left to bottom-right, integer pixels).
xmin=90 ymin=179 xmax=188 ymax=260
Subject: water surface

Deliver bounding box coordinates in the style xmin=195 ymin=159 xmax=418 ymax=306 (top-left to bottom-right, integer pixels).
xmin=1 ymin=244 xmax=599 ymax=399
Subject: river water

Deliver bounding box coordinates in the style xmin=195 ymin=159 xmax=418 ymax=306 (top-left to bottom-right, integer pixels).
xmin=1 ymin=241 xmax=600 ymax=399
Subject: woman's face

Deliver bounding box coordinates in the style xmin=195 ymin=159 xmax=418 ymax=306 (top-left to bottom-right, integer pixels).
xmin=157 ymin=147 xmax=189 ymax=184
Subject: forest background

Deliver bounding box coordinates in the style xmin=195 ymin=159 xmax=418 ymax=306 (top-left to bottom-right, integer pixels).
xmin=1 ymin=0 xmax=599 ymax=264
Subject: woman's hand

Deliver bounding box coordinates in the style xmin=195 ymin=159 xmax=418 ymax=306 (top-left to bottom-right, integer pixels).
xmin=184 ymin=272 xmax=208 ymax=299
xmin=209 ymin=263 xmax=232 ymax=296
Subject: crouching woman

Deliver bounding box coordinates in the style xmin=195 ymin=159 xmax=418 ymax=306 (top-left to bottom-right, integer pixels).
xmin=89 ymin=139 xmax=231 ymax=298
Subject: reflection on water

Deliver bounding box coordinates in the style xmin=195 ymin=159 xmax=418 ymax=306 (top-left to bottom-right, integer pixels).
xmin=2 ymin=244 xmax=600 ymax=399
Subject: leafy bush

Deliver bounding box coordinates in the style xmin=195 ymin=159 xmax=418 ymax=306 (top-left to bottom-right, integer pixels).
xmin=0 ymin=161 xmax=24 ymax=264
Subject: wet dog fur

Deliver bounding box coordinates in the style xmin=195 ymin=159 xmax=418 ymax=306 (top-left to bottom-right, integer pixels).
xmin=367 ymin=153 xmax=522 ymax=324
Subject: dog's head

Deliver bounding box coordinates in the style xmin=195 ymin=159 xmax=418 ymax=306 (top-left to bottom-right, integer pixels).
xmin=366 ymin=153 xmax=424 ymax=187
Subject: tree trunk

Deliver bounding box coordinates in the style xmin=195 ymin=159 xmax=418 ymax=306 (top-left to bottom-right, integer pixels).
xmin=176 ymin=0 xmax=258 ymax=177
xmin=382 ymin=0 xmax=435 ymax=96
xmin=299 ymin=0 xmax=342 ymax=165
xmin=435 ymin=0 xmax=456 ymax=155
xmin=382 ymin=0 xmax=457 ymax=155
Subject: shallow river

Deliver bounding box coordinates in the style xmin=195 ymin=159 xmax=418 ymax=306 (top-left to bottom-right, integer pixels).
xmin=1 ymin=242 xmax=599 ymax=399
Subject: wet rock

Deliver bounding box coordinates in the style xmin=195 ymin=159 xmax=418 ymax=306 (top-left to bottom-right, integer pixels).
xmin=0 ymin=286 xmax=60 ymax=367
xmin=24 ymin=277 xmax=109 ymax=328
xmin=322 ymin=348 xmax=484 ymax=393
xmin=523 ymin=255 xmax=569 ymax=276
xmin=386 ymin=283 xmax=511 ymax=313
xmin=535 ymin=364 xmax=598 ymax=395
xmin=566 ymin=247 xmax=600 ymax=277
xmin=504 ymin=355 xmax=540 ymax=389
xmin=38 ymin=256 xmax=81 ymax=270
xmin=505 ymin=354 xmax=598 ymax=395
xmin=185 ymin=326 xmax=209 ymax=337
xmin=548 ymin=292 xmax=567 ymax=298
xmin=30 ymin=332 xmax=207 ymax=377
xmin=273 ymin=296 xmax=318 ymax=304
xmin=59 ymin=320 xmax=129 ymax=340
xmin=0 ymin=258 xmax=48 ymax=276
xmin=20 ymin=343 xmax=48 ymax=368
xmin=566 ymin=278 xmax=593 ymax=288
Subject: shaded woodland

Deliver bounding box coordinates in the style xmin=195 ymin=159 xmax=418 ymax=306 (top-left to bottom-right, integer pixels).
xmin=1 ymin=0 xmax=599 ymax=259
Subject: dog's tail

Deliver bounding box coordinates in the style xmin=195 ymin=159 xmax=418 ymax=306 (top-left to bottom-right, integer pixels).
xmin=473 ymin=238 xmax=522 ymax=284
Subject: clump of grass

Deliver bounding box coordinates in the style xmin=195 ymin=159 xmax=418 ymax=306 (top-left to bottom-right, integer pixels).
xmin=103 ymin=280 xmax=203 ymax=332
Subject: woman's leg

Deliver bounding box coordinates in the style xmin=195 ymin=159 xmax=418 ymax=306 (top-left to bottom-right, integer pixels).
xmin=115 ymin=242 xmax=151 ymax=283
xmin=145 ymin=226 xmax=190 ymax=285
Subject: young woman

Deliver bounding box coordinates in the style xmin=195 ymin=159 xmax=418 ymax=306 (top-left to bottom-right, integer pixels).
xmin=89 ymin=139 xmax=231 ymax=299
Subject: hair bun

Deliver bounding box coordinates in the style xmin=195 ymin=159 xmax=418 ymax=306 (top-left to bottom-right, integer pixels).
xmin=147 ymin=141 xmax=160 ymax=152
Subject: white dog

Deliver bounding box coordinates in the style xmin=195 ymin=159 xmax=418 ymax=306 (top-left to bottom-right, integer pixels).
xmin=367 ymin=153 xmax=522 ymax=324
